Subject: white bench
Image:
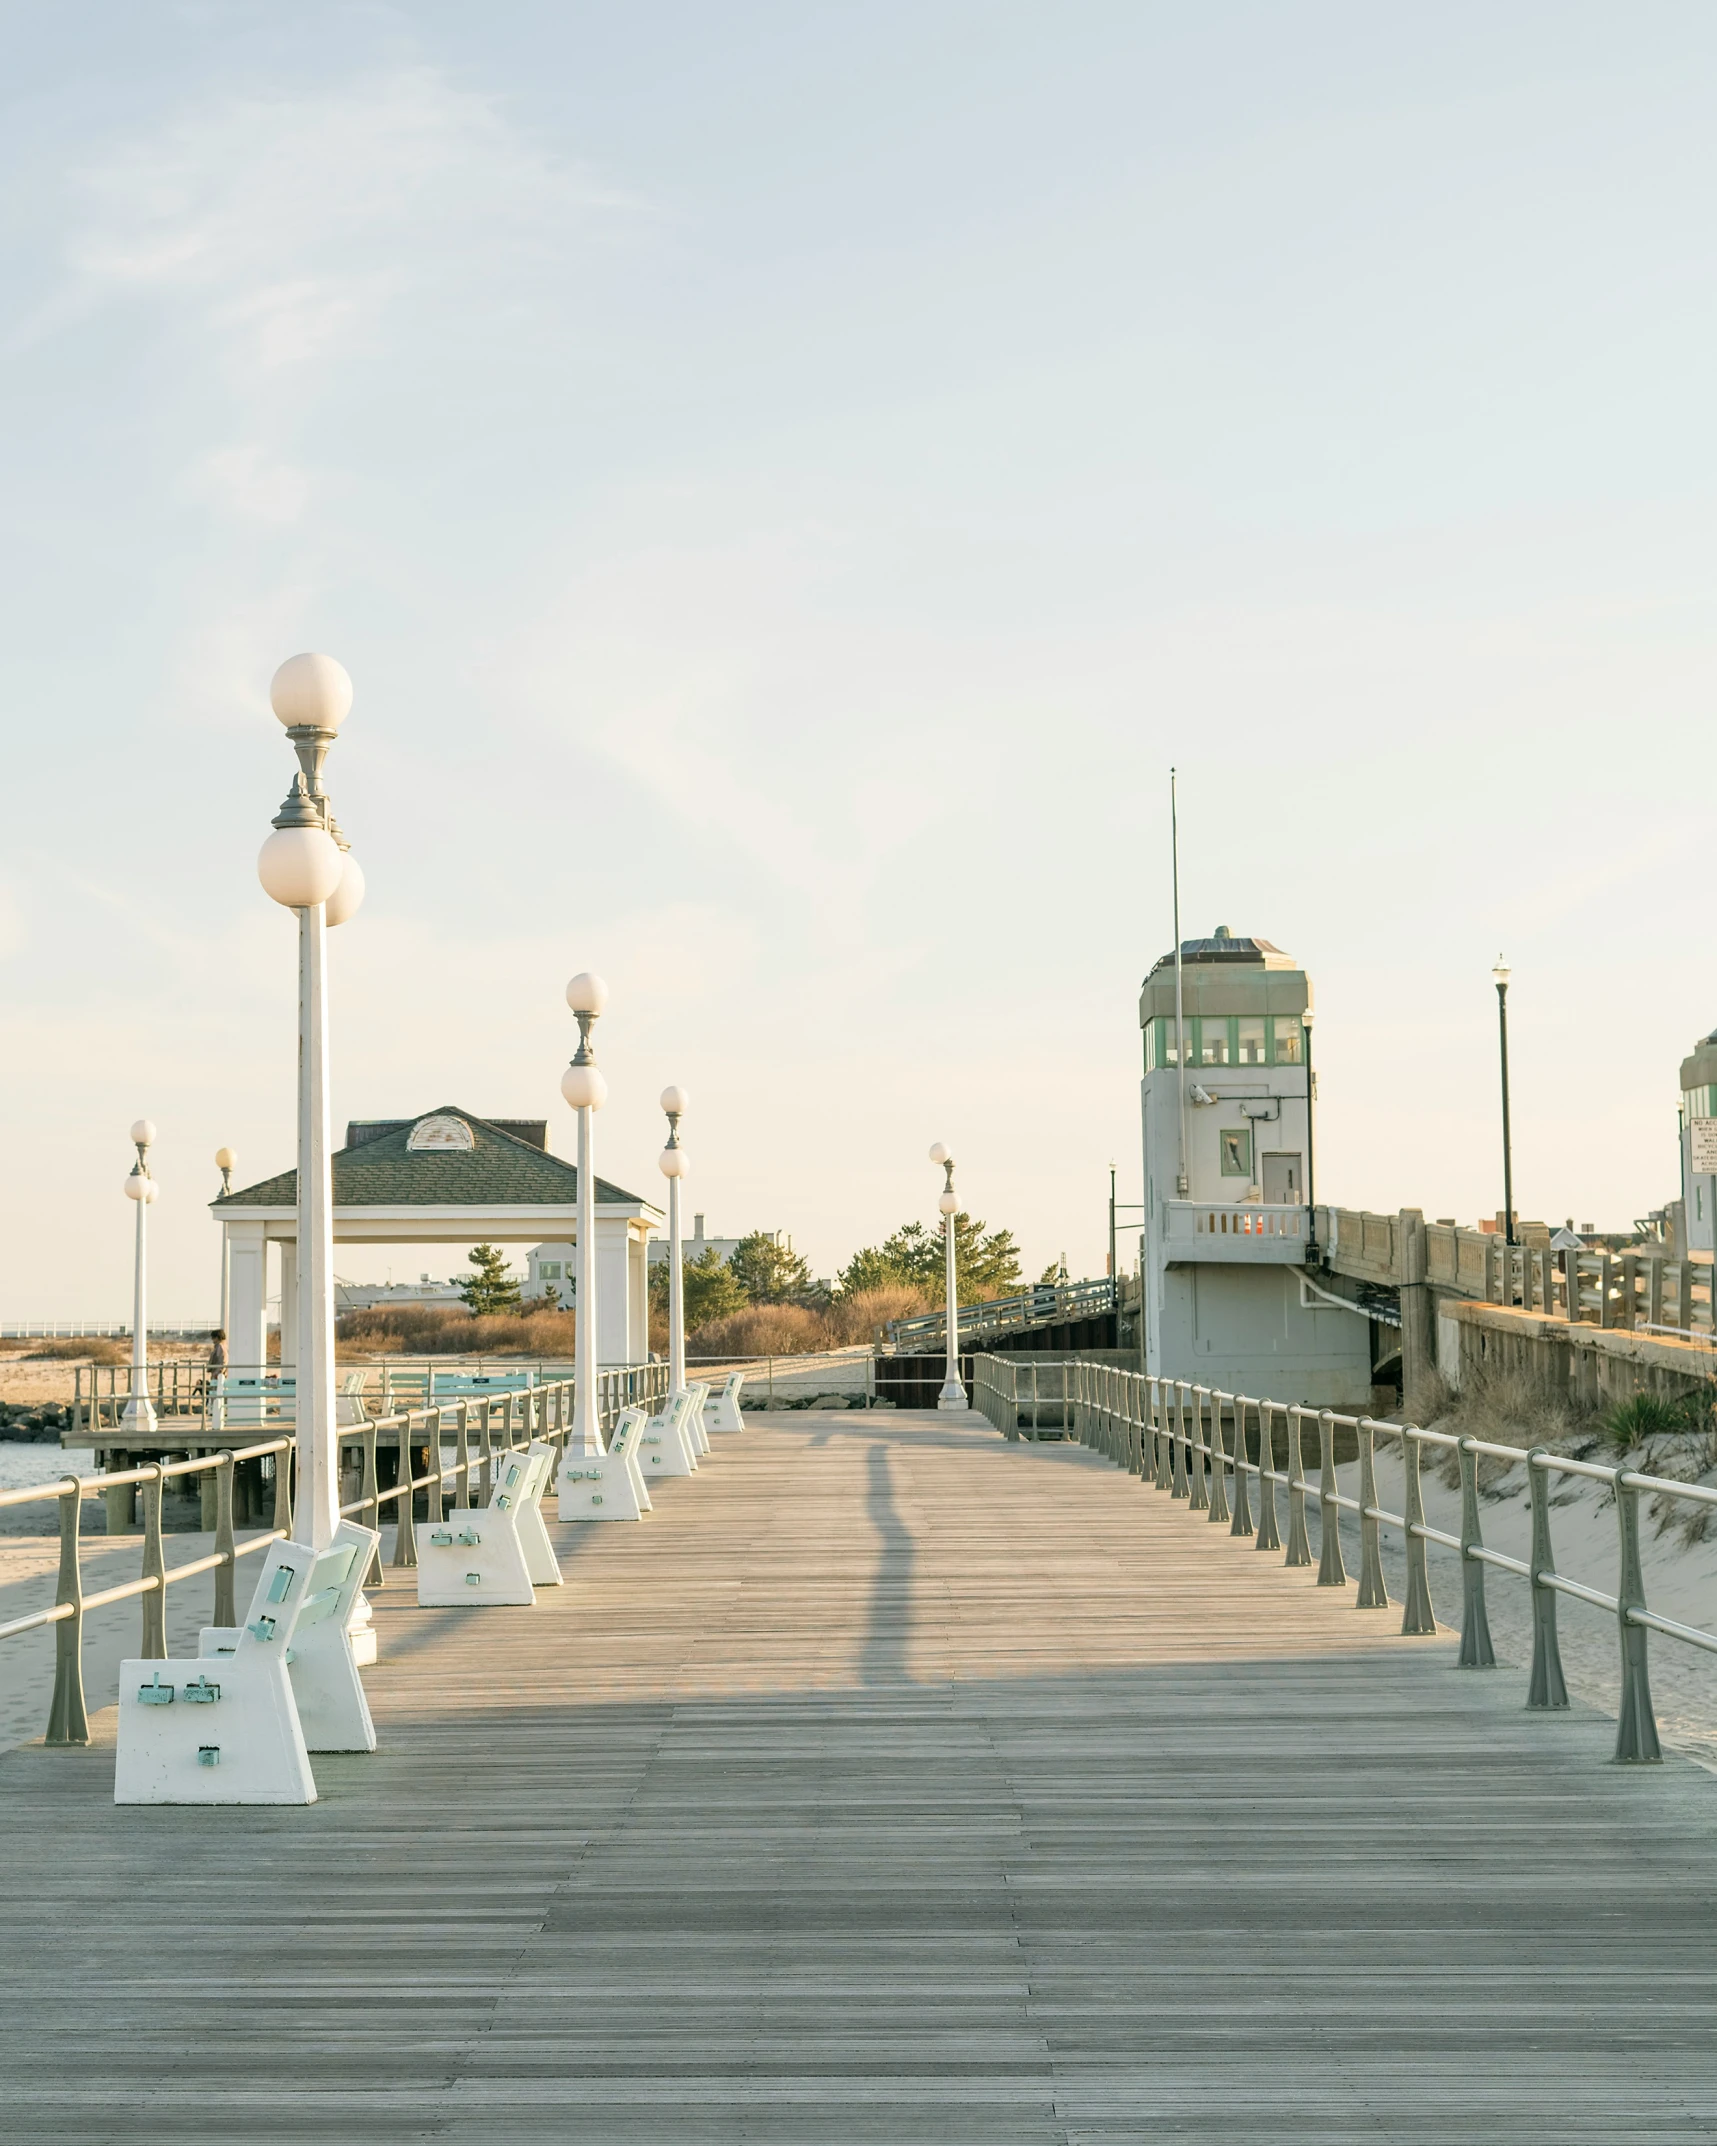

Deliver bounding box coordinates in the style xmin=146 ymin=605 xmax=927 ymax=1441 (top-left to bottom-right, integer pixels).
xmin=703 ymin=1371 xmax=747 ymax=1433
xmin=416 ymin=1441 xmax=560 ymax=1607
xmin=636 ymin=1389 xmax=699 ymax=1479
xmin=684 ymin=1381 xmax=712 ymax=1456
xmin=116 ymin=1526 xmax=377 ymax=1804
xmin=558 ymin=1408 xmax=652 ymax=1521
xmin=197 ymin=1518 xmax=380 ymax=1754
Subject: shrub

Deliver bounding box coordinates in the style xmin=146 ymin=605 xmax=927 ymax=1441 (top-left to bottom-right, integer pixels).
xmin=689 ymin=1303 xmax=830 ymax=1358
xmin=1603 ymin=1390 xmax=1709 ymax=1450
xmin=23 ymin=1336 xmax=130 ymax=1363
xmin=336 ymin=1303 xmax=579 ymax=1357
xmin=822 ymin=1285 xmax=935 ymax=1345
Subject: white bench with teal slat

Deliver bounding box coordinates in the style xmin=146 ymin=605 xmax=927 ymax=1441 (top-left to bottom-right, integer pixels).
xmin=416 ymin=1440 xmax=559 ymax=1607
xmin=557 ymin=1408 xmax=652 ymax=1521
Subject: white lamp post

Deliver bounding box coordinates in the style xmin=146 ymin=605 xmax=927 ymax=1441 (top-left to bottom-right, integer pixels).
xmin=121 ymin=1120 xmax=159 ymax=1431
xmin=256 ymin=651 xmax=363 ymax=1550
xmin=929 ymin=1141 xmax=964 ymax=1411
xmin=215 ymin=1146 xmax=236 ymax=1342
xmin=561 ymin=971 xmax=609 ymax=1456
xmin=658 ymin=1086 xmax=690 ymax=1396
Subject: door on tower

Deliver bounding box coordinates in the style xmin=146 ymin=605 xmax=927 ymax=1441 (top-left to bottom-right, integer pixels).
xmin=1262 ymin=1152 xmax=1303 ymax=1204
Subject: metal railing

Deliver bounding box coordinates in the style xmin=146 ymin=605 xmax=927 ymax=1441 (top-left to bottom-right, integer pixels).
xmin=1 ymin=1320 xmax=219 ymax=1340
xmin=972 ymin=1354 xmax=1713 ymax=1766
xmin=2 ymin=1360 xmax=670 ymax=1748
xmin=885 ymin=1277 xmax=1114 ymax=1351
xmin=68 ymin=1354 xmax=647 ymax=1439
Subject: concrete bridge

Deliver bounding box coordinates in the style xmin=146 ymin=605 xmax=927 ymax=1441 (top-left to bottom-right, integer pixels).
xmin=4 ymin=1380 xmax=1716 ymax=2141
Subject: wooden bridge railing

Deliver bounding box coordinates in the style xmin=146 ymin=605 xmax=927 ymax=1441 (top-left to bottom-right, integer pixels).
xmin=0 ymin=1361 xmax=671 ymax=1747
xmin=973 ymin=1353 xmax=1717 ymax=1768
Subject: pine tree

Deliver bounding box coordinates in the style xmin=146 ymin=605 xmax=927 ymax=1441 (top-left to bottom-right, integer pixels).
xmin=459 ymin=1243 xmax=521 ymax=1315
xmin=836 ymin=1213 xmax=1022 ymax=1303
xmin=683 ymin=1246 xmax=748 ymax=1329
xmin=727 ymin=1231 xmax=815 ymax=1304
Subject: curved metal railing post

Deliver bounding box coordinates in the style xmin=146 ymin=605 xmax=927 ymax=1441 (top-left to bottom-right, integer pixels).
xmin=454 ymin=1403 xmax=471 ymax=1511
xmin=213 ymin=1452 xmax=237 ymax=1628
xmin=1151 ymin=1379 xmax=1169 ymax=1490
xmin=1205 ymin=1388 xmax=1229 ymax=1525
xmin=1170 ymin=1383 xmax=1190 ymax=1499
xmin=1356 ymin=1421 xmax=1388 ymax=1608
xmin=1456 ymin=1436 xmax=1495 ymax=1667
xmin=1188 ymin=1387 xmax=1209 ymax=1512
xmin=1254 ymin=1402 xmax=1281 ymax=1552
xmin=479 ymin=1398 xmax=494 ymax=1505
xmin=272 ymin=1429 xmax=294 ymax=1537
xmin=1285 ymin=1409 xmax=1312 ymax=1566
xmin=1614 ymin=1475 xmax=1662 ymax=1762
xmin=360 ymin=1427 xmax=383 ymax=1588
xmin=1315 ymin=1412 xmax=1346 ymax=1587
xmin=1526 ymin=1450 xmax=1569 ymax=1708
xmin=45 ymin=1476 xmax=88 ymax=1747
xmin=140 ymin=1467 xmax=167 ymax=1658
xmin=391 ymin=1414 xmax=420 ymax=1569
xmin=1229 ymin=1396 xmax=1254 ymax=1538
xmin=1399 ymin=1430 xmax=1435 ymax=1633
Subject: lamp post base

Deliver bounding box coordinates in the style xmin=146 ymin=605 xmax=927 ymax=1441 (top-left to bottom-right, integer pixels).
xmin=937 ymin=1381 xmax=966 ymax=1412
xmin=120 ymin=1396 xmax=158 ymax=1434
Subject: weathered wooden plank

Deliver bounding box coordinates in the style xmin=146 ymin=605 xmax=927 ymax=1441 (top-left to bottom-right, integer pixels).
xmin=0 ymin=1410 xmax=1714 ymax=2142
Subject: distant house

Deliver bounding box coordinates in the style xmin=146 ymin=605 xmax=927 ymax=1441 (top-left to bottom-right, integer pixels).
xmin=643 ymin=1215 xmax=746 ymax=1272
xmin=528 ymin=1216 xmax=759 ymax=1299
xmin=335 ymin=1276 xmax=463 ymax=1314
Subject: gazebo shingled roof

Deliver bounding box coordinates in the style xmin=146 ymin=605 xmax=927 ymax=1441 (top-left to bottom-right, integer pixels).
xmin=215 ymin=1106 xmax=645 ymax=1212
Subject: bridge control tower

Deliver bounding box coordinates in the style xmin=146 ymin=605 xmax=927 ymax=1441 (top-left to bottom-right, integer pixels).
xmin=1139 ymin=927 xmax=1374 ymax=1407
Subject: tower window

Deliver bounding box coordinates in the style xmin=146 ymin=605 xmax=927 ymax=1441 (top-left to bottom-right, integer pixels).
xmin=1237 ymin=1018 xmax=1266 ymax=1064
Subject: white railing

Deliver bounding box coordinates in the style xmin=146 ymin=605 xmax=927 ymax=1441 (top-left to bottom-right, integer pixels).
xmin=1161 ymin=1201 xmax=1308 ymax=1260
xmin=973 ymin=1353 xmax=1710 ymax=1767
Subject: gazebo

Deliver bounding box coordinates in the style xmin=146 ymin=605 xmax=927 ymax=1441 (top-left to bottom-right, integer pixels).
xmin=212 ymin=1107 xmax=662 ymax=1371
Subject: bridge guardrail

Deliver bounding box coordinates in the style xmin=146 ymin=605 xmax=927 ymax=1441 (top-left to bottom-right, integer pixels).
xmin=1 ymin=1361 xmax=670 ymax=1749
xmin=972 ymin=1353 xmax=1715 ymax=1767
xmin=885 ymin=1278 xmax=1114 ymax=1351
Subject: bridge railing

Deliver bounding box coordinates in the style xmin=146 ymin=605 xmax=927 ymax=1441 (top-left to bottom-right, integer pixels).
xmin=885 ymin=1277 xmax=1114 ymax=1351
xmin=1 ymin=1361 xmax=671 ymax=1748
xmin=1321 ymin=1205 xmax=1717 ymax=1337
xmin=972 ymin=1353 xmax=1716 ymax=1768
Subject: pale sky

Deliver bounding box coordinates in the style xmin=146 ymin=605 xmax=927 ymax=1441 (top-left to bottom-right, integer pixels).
xmin=5 ymin=3 xmax=1717 ymax=1318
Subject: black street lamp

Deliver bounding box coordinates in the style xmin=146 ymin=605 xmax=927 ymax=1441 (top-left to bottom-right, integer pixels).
xmin=1493 ymin=957 xmax=1515 ymax=1247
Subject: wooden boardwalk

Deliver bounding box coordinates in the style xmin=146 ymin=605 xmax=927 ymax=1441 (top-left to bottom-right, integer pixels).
xmin=3 ymin=1408 xmax=1717 ymax=2142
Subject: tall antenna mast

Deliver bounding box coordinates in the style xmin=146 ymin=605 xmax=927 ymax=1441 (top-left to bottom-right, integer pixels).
xmin=1171 ymin=767 xmax=1188 ymax=1196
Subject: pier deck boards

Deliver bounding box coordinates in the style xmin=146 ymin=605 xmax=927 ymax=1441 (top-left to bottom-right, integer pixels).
xmin=2 ymin=1409 xmax=1716 ymax=2143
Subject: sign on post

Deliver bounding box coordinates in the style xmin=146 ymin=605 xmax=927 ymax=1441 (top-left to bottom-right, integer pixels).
xmin=1692 ymin=1121 xmax=1717 ymax=1174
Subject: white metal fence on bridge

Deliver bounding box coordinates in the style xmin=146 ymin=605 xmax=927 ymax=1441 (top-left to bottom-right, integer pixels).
xmin=973 ymin=1352 xmax=1717 ymax=1769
